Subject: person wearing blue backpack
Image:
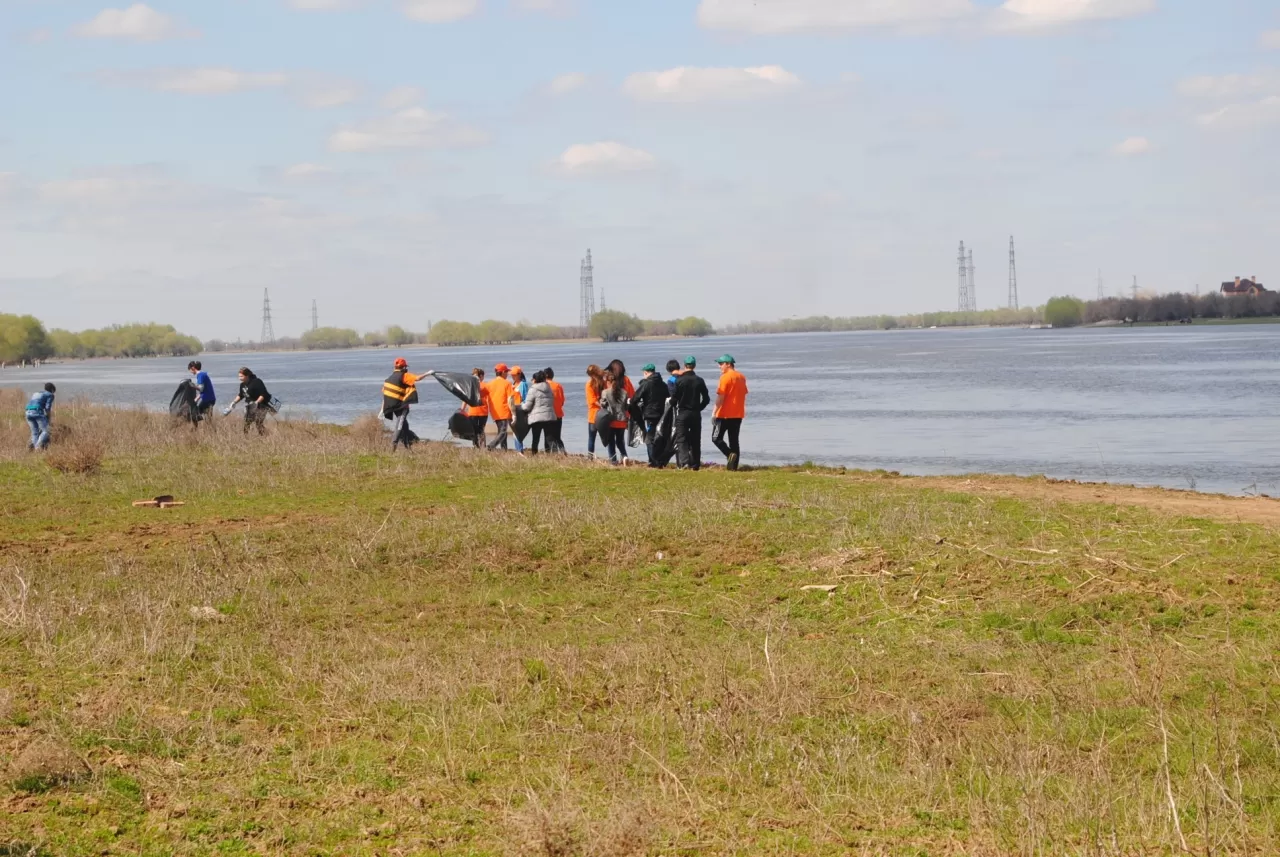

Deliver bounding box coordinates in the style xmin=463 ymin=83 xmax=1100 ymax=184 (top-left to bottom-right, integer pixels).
xmin=25 ymin=382 xmax=56 ymax=450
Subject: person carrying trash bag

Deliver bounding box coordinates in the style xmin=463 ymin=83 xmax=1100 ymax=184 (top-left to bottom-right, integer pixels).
xmin=381 ymin=357 xmax=430 ymax=450
xmin=632 ymin=363 xmax=670 ymax=467
xmin=671 ymin=355 xmax=710 ymax=470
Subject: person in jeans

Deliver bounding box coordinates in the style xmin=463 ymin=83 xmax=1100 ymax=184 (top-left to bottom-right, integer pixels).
xmin=671 ymin=356 xmax=710 ymax=470
xmin=188 ymin=360 xmax=216 ymax=423
xmin=519 ymin=370 xmax=558 ymax=454
xmin=510 ymin=367 xmax=529 ymax=454
xmin=25 ymin=382 xmax=56 ymax=450
xmin=486 ymin=363 xmax=515 ymax=450
xmin=631 ymin=363 xmax=669 ymax=467
xmin=225 ymin=367 xmax=275 ymax=435
xmin=711 ymin=354 xmax=749 ymax=471
xmin=584 ymin=364 xmax=605 ymax=458
xmin=599 ymin=368 xmax=631 ymax=465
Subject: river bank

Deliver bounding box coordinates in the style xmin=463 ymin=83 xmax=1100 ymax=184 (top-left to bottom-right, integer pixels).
xmin=3 ymin=404 xmax=1279 ymax=854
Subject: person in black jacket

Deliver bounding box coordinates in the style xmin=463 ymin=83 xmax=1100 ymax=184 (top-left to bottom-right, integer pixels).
xmin=631 ymin=362 xmax=670 ymax=467
xmin=226 ymin=367 xmax=276 ymax=435
xmin=670 ymin=356 xmax=710 ymax=470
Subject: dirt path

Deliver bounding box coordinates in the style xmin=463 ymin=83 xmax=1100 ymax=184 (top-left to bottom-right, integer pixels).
xmin=874 ymin=473 xmax=1280 ymax=528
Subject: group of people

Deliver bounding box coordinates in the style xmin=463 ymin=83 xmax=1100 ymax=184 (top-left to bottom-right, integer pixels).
xmin=20 ymin=352 xmax=750 ymax=470
xmin=383 ymin=353 xmax=749 ymax=470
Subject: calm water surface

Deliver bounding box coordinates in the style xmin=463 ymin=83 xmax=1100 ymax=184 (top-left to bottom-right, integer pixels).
xmin=3 ymin=327 xmax=1278 ymax=496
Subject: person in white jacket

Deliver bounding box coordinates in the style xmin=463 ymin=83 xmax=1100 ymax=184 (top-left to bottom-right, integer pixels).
xmin=520 ymin=370 xmax=558 ymax=455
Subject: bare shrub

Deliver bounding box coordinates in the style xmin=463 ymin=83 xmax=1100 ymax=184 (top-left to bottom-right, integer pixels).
xmin=349 ymin=414 xmax=388 ymax=448
xmin=8 ymin=736 xmax=90 ymax=793
xmin=45 ymin=435 xmax=105 ymax=475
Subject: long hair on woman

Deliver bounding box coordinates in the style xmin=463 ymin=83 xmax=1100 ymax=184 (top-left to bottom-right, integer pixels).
xmin=586 ymin=364 xmax=605 ymax=394
xmin=606 ymin=359 xmax=626 ymax=393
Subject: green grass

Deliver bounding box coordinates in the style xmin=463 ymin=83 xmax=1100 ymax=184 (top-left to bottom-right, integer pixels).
xmin=2 ymin=402 xmax=1280 ymax=854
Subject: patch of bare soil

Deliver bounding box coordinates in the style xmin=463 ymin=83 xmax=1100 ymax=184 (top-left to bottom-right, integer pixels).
xmin=874 ymin=473 xmax=1280 ymax=528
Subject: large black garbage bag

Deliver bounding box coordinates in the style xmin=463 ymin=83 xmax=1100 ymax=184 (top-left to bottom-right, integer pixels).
xmin=169 ymin=380 xmax=198 ymax=424
xmin=433 ymin=372 xmax=482 ymax=407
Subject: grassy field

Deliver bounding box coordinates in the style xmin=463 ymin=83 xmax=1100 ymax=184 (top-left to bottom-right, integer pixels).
xmin=2 ymin=393 xmax=1279 ymax=855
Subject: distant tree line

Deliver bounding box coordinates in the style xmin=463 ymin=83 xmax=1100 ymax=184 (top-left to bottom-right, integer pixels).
xmin=1084 ymin=291 xmax=1280 ymax=324
xmin=722 ymin=307 xmax=1040 ymax=334
xmin=0 ymin=314 xmax=202 ymax=362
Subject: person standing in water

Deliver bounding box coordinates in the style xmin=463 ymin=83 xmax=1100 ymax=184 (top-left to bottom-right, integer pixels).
xmin=711 ymin=354 xmax=748 ymax=471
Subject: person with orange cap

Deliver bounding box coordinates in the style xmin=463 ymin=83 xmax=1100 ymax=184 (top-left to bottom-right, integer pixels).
xmin=485 ymin=362 xmax=516 ymax=450
xmin=711 ymin=354 xmax=748 ymax=470
xmin=510 ymin=366 xmax=530 ymax=453
xmin=381 ymin=356 xmax=431 ymax=450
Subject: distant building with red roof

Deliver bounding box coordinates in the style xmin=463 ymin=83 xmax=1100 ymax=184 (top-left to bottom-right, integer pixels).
xmin=1221 ymin=276 xmax=1267 ymax=297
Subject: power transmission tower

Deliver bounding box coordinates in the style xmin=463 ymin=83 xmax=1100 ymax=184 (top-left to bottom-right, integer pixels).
xmin=311 ymin=299 xmax=318 ymax=331
xmin=260 ymin=289 xmax=275 ymax=344
xmin=600 ymin=290 xmax=608 ymax=312
xmin=579 ymin=249 xmax=596 ymax=328
xmin=967 ymin=248 xmax=977 ymax=312
xmin=1097 ymin=269 xmax=1104 ymax=300
xmin=1131 ymin=276 xmax=1139 ymax=300
xmin=957 ymin=241 xmax=970 ymax=312
xmin=1007 ymin=236 xmax=1019 ymax=310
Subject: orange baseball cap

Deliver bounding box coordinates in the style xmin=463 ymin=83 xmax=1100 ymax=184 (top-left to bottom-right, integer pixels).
xmin=494 ymin=363 xmax=509 ymax=373
xmin=394 ymin=357 xmax=408 ymax=369
xmin=510 ymin=365 xmax=523 ymax=375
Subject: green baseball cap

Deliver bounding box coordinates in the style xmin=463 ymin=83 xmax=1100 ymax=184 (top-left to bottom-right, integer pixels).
xmin=684 ymin=355 xmax=697 ymax=367
xmin=642 ymin=363 xmax=656 ymax=372
xmin=716 ymin=354 xmax=735 ymax=365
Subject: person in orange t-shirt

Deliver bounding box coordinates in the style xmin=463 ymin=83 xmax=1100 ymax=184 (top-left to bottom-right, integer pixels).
xmin=584 ymin=364 xmax=606 ymax=458
xmin=464 ymin=367 xmax=490 ymax=448
xmin=486 ymin=363 xmax=516 ymax=450
xmin=712 ymin=354 xmax=748 ymax=471
xmin=545 ymin=366 xmax=566 ymax=453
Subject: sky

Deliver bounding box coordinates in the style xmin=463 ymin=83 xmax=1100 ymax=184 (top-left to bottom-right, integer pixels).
xmin=1 ymin=0 xmax=1278 ymax=341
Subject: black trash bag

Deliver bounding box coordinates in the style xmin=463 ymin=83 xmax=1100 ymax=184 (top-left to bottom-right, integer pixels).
xmin=393 ymin=417 xmax=420 ymax=450
xmin=448 ymin=411 xmax=477 ymax=440
xmin=651 ymin=401 xmax=676 ymax=467
xmin=592 ymin=407 xmax=614 ymax=437
xmin=169 ymin=380 xmax=199 ymax=424
xmin=433 ymin=372 xmax=482 ymax=408
xmin=513 ymin=408 xmax=530 ymax=443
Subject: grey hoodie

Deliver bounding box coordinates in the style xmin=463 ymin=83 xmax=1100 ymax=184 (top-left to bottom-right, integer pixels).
xmin=521 ymin=381 xmax=557 ymax=424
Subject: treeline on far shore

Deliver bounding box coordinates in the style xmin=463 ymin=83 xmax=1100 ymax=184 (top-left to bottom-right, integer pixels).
xmin=0 ymin=314 xmax=201 ymax=363
xmin=218 ymin=312 xmax=719 ymax=352
xmin=722 ymin=307 xmax=1041 ymax=334
xmin=1044 ymin=290 xmax=1280 ymax=327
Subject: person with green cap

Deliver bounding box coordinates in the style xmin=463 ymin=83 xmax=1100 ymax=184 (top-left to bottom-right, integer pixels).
xmin=712 ymin=354 xmax=748 ymax=471
xmin=631 ymin=362 xmax=670 ymax=467
xmin=670 ymin=355 xmax=710 ymax=470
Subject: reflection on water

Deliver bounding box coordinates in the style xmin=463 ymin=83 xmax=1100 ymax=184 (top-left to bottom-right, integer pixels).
xmin=3 ymin=326 xmax=1278 ymax=496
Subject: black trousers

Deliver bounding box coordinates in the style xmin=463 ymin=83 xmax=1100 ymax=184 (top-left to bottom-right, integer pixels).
xmin=673 ymin=411 xmax=702 ymax=470
xmin=530 ymin=420 xmax=557 ymax=454
xmin=469 ymin=415 xmax=488 ymax=448
xmin=712 ymin=418 xmax=742 ymax=459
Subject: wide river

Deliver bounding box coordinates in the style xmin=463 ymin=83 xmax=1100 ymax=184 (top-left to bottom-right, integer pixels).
xmin=3 ymin=326 xmax=1277 ymax=496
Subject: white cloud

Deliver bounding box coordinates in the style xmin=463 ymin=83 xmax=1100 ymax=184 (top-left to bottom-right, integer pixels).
xmin=74 ymin=3 xmax=193 ymax=41
xmin=403 ymin=0 xmax=479 ymax=22
xmin=992 ymin=0 xmax=1156 ymax=31
xmin=1195 ymin=96 xmax=1280 ymax=130
xmin=300 ymin=82 xmax=361 ymax=108
xmin=1176 ymin=70 xmax=1280 ymax=99
xmin=624 ymin=65 xmax=801 ymax=102
xmin=697 ymin=0 xmax=975 ymax=34
xmin=1260 ymin=30 xmax=1280 ymax=50
xmin=109 ymin=67 xmax=290 ymax=95
xmin=329 ymin=107 xmax=489 ymax=152
xmin=1112 ymin=136 xmax=1151 ymax=156
xmin=282 ymin=163 xmax=336 ymax=179
xmin=380 ymin=86 xmax=424 ymax=109
xmin=555 ymin=142 xmax=657 ymax=175
xmin=546 ymin=72 xmax=587 ymax=96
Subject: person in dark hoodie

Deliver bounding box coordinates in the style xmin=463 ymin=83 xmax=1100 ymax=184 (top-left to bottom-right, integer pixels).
xmin=671 ymin=356 xmax=710 ymax=470
xmin=631 ymin=362 xmax=670 ymax=467
xmin=225 ymin=367 xmax=275 ymax=435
